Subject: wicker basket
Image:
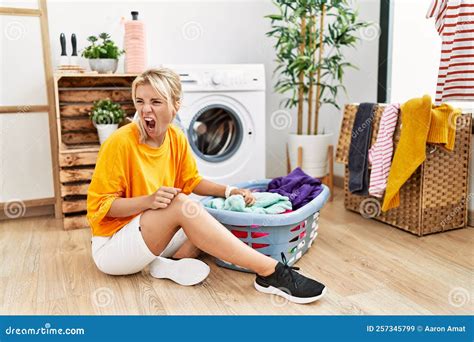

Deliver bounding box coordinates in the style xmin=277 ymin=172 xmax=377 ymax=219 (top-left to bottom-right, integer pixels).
xmin=336 ymin=104 xmax=472 ymax=236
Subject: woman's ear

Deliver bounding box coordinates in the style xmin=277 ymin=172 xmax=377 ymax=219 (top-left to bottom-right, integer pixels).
xmin=174 ymin=100 xmax=181 ymax=113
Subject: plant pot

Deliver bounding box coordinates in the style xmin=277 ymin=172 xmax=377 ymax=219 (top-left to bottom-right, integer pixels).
xmin=96 ymin=124 xmax=118 ymax=144
xmin=288 ymin=133 xmax=333 ymax=178
xmin=88 ymin=59 xmax=118 ymax=74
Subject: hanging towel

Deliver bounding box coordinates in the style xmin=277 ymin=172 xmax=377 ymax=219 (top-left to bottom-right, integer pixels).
xmin=426 ymin=0 xmax=474 ymax=104
xmin=205 ymin=192 xmax=292 ymax=214
xmin=267 ymin=167 xmax=323 ymax=210
xmin=382 ymin=95 xmax=461 ymax=211
xmin=368 ymin=103 xmax=400 ymax=197
xmin=348 ymin=103 xmax=376 ymax=195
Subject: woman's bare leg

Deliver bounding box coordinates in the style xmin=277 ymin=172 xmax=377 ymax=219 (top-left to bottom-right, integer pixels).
xmin=172 ymin=239 xmax=201 ymax=259
xmin=140 ymin=193 xmax=277 ymax=276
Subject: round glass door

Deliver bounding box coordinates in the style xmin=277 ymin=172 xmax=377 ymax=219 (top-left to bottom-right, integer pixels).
xmin=188 ymin=104 xmax=243 ymax=162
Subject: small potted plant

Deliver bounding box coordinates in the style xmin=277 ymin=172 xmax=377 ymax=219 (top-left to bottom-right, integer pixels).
xmin=90 ymin=98 xmax=125 ymax=144
xmin=82 ymin=32 xmax=125 ymax=74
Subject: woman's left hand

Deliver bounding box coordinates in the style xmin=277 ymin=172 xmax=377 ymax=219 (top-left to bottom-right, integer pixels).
xmin=230 ymin=188 xmax=256 ymax=206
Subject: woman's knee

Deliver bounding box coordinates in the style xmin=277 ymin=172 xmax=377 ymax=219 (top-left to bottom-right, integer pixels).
xmin=173 ymin=192 xmax=190 ymax=203
xmin=168 ymin=193 xmax=192 ymax=212
xmin=171 ymin=193 xmax=206 ymax=219
xmin=140 ymin=193 xmax=199 ymax=229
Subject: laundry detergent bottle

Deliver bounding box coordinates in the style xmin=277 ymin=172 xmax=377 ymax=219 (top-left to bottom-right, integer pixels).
xmin=124 ymin=11 xmax=147 ymax=73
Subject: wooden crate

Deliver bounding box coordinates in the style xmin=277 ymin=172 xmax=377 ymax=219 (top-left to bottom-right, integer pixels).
xmin=54 ymin=74 xmax=137 ymax=230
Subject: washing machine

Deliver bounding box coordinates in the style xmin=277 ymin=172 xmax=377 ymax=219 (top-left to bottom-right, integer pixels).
xmin=167 ymin=64 xmax=266 ymax=186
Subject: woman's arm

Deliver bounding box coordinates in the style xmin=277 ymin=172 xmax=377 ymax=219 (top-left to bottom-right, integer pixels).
xmin=193 ymin=179 xmax=256 ymax=205
xmin=192 ymin=179 xmax=226 ymax=197
xmin=107 ymin=195 xmax=151 ymax=218
xmin=107 ymin=186 xmax=181 ymax=218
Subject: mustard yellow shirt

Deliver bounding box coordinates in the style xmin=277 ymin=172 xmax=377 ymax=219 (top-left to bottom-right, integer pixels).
xmin=87 ymin=122 xmax=202 ymax=236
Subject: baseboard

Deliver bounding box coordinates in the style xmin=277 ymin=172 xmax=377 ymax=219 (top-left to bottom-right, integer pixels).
xmin=0 ymin=204 xmax=54 ymax=220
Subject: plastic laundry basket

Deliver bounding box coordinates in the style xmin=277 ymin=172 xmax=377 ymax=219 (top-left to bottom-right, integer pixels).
xmin=201 ymin=179 xmax=330 ymax=272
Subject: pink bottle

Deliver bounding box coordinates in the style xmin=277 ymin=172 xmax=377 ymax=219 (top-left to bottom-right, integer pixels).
xmin=124 ymin=11 xmax=147 ymax=74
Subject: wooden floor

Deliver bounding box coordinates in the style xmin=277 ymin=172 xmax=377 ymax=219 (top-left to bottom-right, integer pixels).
xmin=0 ymin=188 xmax=472 ymax=315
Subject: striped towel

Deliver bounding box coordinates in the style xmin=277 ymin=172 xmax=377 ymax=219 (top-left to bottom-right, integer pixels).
xmin=368 ymin=103 xmax=400 ymax=198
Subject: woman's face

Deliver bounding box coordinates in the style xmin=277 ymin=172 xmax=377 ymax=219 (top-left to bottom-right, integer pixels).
xmin=135 ymin=83 xmax=176 ymax=140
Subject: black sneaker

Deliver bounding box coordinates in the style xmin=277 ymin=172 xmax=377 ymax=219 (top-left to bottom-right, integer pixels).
xmin=254 ymin=253 xmax=327 ymax=304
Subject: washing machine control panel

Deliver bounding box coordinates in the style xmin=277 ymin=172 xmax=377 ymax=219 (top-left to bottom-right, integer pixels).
xmin=172 ymin=65 xmax=265 ymax=91
xmin=207 ymin=71 xmax=248 ymax=87
xmin=182 ymin=71 xmax=264 ymax=91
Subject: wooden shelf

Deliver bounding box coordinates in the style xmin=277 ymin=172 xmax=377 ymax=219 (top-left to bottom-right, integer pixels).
xmin=55 ymin=73 xmax=139 ymax=78
xmin=59 ymin=143 xmax=100 ymax=154
xmin=54 ymin=74 xmax=136 ymax=230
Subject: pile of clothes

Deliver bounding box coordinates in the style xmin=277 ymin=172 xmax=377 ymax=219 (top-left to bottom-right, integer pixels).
xmin=205 ymin=167 xmax=324 ymax=214
xmin=348 ymin=95 xmax=461 ymax=212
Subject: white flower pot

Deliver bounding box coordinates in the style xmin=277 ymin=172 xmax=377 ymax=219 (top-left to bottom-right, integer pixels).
xmin=89 ymin=59 xmax=118 ymax=74
xmin=288 ymin=133 xmax=334 ymax=178
xmin=96 ymin=124 xmax=118 ymax=144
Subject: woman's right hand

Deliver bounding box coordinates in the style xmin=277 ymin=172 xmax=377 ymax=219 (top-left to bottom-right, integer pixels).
xmin=147 ymin=186 xmax=181 ymax=209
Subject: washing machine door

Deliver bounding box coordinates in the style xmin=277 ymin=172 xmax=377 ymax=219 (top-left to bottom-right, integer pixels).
xmin=181 ymin=94 xmax=256 ymax=183
xmin=187 ymin=103 xmax=243 ymax=162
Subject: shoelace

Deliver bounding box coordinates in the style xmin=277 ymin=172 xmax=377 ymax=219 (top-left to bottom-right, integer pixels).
xmin=280 ymin=252 xmax=300 ymax=289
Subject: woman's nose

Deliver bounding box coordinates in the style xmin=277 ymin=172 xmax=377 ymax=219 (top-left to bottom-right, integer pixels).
xmin=142 ymin=103 xmax=152 ymax=112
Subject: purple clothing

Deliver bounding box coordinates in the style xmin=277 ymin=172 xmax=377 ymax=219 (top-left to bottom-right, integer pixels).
xmin=267 ymin=167 xmax=323 ymax=210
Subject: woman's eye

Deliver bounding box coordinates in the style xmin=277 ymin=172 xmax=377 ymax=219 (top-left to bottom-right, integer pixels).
xmin=136 ymin=100 xmax=143 ymax=104
xmin=153 ymin=101 xmax=161 ymax=105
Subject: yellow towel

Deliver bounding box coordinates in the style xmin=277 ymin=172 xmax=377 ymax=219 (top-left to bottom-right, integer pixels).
xmin=381 ymin=95 xmax=460 ymax=211
xmin=427 ymin=103 xmax=460 ymax=151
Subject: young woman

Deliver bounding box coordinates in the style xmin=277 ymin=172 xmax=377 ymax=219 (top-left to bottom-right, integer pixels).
xmin=87 ymin=68 xmax=326 ymax=304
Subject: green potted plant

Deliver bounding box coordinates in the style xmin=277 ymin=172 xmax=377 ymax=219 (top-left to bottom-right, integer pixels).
xmin=82 ymin=32 xmax=125 ymax=74
xmin=90 ymin=98 xmax=126 ymax=144
xmin=267 ymin=0 xmax=371 ymax=177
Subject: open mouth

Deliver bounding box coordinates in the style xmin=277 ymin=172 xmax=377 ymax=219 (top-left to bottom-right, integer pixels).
xmin=144 ymin=117 xmax=156 ymax=130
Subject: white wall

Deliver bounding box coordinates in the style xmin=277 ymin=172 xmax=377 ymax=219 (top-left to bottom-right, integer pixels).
xmin=0 ymin=0 xmax=379 ymax=202
xmin=389 ymin=0 xmax=474 ymax=213
xmin=0 ymin=11 xmax=53 ymax=201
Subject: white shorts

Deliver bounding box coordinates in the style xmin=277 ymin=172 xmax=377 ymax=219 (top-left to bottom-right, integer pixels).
xmin=91 ymin=214 xmax=188 ymax=275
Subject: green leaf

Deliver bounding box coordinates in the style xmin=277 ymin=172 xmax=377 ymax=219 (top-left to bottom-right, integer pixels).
xmin=266 ymin=14 xmax=283 ymax=20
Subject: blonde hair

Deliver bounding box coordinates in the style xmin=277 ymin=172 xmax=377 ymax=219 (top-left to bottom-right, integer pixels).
xmin=132 ymin=68 xmax=182 ymax=143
